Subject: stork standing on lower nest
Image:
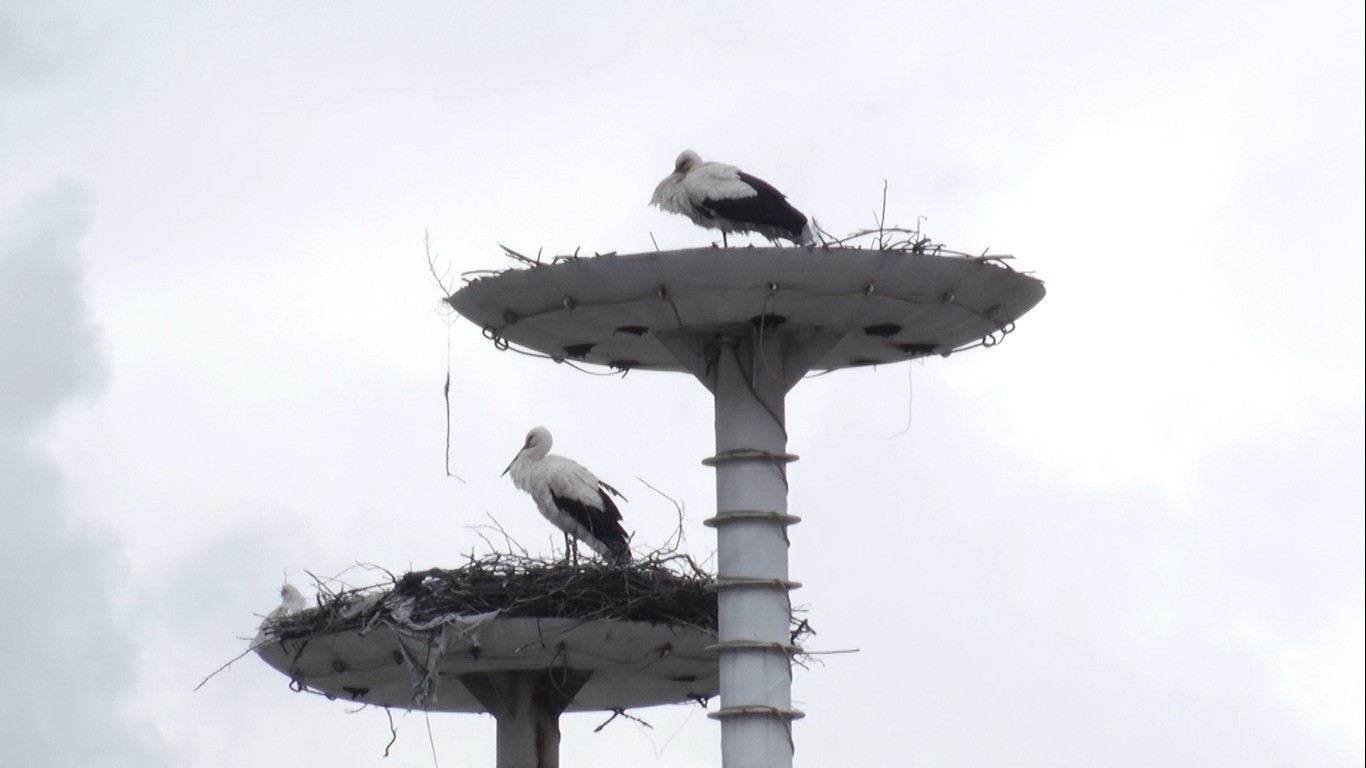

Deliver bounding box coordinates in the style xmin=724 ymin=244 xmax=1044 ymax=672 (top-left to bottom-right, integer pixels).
xmin=502 ymin=426 xmax=632 ymax=565
xmin=651 ymin=149 xmax=815 ymax=247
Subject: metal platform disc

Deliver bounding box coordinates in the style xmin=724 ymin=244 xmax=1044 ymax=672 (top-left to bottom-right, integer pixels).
xmin=255 ymin=616 xmax=718 ymax=713
xmin=448 ymin=247 xmax=1044 ymax=372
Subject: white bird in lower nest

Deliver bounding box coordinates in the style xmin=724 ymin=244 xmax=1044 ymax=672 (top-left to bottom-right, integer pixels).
xmin=264 ymin=583 xmax=305 ymax=622
xmin=651 ymin=149 xmax=814 ymax=247
xmin=502 ymin=426 xmax=632 ymax=565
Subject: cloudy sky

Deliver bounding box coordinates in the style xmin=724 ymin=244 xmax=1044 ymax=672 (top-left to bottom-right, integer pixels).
xmin=2 ymin=2 xmax=1362 ymax=766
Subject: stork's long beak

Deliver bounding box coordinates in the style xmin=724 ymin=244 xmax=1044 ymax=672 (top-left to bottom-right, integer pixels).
xmin=502 ymin=435 xmax=534 ymax=477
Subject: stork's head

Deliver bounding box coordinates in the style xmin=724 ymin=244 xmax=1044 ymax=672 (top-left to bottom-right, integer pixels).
xmin=674 ymin=149 xmax=701 ymax=173
xmin=502 ymin=426 xmax=553 ymax=476
xmin=652 ymin=150 xmax=703 ymax=208
xmin=279 ymin=583 xmax=304 ymax=614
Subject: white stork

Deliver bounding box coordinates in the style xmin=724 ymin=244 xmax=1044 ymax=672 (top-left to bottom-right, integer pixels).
xmin=502 ymin=426 xmax=631 ymax=565
xmin=651 ymin=149 xmax=814 ymax=247
xmin=261 ymin=583 xmax=306 ymax=627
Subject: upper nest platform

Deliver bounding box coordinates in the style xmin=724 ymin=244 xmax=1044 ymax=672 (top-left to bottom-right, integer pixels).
xmin=448 ymin=247 xmax=1045 ymax=373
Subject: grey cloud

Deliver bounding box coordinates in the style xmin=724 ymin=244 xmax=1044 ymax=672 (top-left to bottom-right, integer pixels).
xmin=0 ymin=183 xmax=169 ymax=767
xmin=0 ymin=3 xmax=91 ymax=90
xmin=0 ymin=181 xmax=104 ymax=435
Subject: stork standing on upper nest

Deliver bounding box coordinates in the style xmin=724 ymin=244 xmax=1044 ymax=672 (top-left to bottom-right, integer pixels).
xmin=651 ymin=149 xmax=814 ymax=247
xmin=502 ymin=426 xmax=632 ymax=565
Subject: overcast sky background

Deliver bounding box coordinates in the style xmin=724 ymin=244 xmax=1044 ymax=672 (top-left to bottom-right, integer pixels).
xmin=2 ymin=2 xmax=1362 ymax=766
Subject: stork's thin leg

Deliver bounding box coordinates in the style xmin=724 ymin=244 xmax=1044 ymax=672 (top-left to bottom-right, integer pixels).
xmin=722 ymin=232 xmax=729 ymax=248
xmin=563 ymin=532 xmax=573 ymax=565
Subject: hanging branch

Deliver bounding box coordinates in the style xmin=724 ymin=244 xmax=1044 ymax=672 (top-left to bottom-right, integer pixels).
xmin=594 ymin=708 xmax=654 ymax=733
xmin=425 ymin=231 xmax=456 ymax=299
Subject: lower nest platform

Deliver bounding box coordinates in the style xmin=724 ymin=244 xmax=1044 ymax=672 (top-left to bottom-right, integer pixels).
xmin=254 ymin=557 xmax=721 ymax=712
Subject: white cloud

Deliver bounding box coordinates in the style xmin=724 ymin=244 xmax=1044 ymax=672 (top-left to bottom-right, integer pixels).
xmin=970 ymin=79 xmax=1359 ymax=495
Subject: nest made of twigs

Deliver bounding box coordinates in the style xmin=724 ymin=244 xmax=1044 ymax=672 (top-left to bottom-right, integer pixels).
xmin=266 ymin=552 xmax=718 ymax=642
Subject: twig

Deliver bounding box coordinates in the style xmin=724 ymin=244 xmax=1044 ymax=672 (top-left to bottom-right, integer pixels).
xmin=383 ymin=708 xmax=398 ymax=757
xmin=424 ymin=231 xmax=456 ymax=298
xmin=354 ymin=561 xmax=399 ymax=582
xmin=442 ymin=326 xmax=466 ymax=483
xmin=497 ymin=243 xmax=538 ymax=266
xmin=875 ymin=179 xmax=889 ymax=249
xmin=889 ymin=359 xmax=914 ymax=439
xmin=424 ymin=709 xmax=440 ymax=768
xmin=487 ymin=512 xmax=529 ymax=556
xmin=594 ymin=708 xmax=653 ymax=733
xmin=193 ymin=639 xmax=272 ymax=692
xmin=467 ymin=513 xmax=530 ymax=558
xmin=444 ymin=357 xmax=453 ymax=476
xmin=305 ymin=569 xmax=338 ymax=600
xmin=637 ymin=477 xmax=687 ymax=554
xmin=469 ymin=527 xmax=500 ymax=556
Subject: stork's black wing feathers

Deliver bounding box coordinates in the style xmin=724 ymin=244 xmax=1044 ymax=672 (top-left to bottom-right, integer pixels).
xmin=700 ymin=171 xmax=808 ymax=240
xmin=550 ymin=488 xmax=631 ymax=559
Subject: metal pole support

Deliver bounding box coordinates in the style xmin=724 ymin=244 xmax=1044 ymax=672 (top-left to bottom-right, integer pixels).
xmin=460 ymin=669 xmax=591 ymax=768
xmin=704 ymin=333 xmax=806 ymax=768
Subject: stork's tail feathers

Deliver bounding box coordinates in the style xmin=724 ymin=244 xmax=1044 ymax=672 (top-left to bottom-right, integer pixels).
xmin=599 ymin=480 xmax=626 ymax=501
xmin=606 ymin=542 xmax=632 ymax=566
xmin=602 ymin=530 xmax=633 ymax=566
